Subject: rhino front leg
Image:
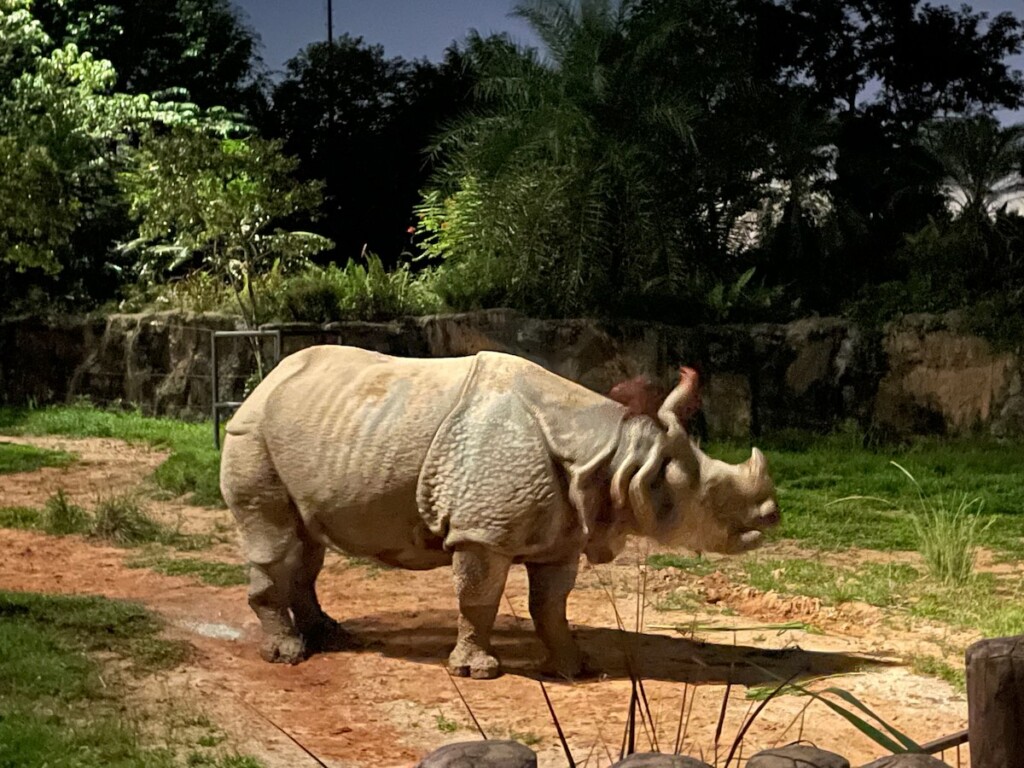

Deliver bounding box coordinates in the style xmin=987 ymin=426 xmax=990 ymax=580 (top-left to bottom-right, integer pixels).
xmin=449 ymin=544 xmax=512 ymax=679
xmin=527 ymin=558 xmax=587 ymax=679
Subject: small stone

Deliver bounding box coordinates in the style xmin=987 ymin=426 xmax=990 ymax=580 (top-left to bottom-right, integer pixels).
xmin=747 ymin=744 xmax=850 ymax=767
xmin=610 ymin=753 xmax=712 ymax=767
xmin=416 ymin=740 xmax=537 ymax=768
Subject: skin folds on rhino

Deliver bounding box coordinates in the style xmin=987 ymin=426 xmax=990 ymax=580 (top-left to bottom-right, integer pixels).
xmin=220 ymin=345 xmax=780 ymax=679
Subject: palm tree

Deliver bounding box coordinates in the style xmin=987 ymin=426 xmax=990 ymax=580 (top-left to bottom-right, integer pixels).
xmin=424 ymin=0 xmax=698 ymax=318
xmin=920 ymin=114 xmax=1024 ymax=222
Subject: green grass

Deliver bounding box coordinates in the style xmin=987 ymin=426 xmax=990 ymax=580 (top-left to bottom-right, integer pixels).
xmin=743 ymin=558 xmax=920 ymax=608
xmin=909 ymin=655 xmax=966 ymax=693
xmin=911 ymin=574 xmax=1024 ymax=638
xmin=434 ymin=713 xmax=459 ymax=733
xmin=92 ymin=493 xmax=169 ymax=546
xmin=0 ymin=441 xmax=75 ymax=474
xmin=41 ymin=488 xmax=92 ymax=535
xmin=646 ymin=553 xmax=717 ymax=575
xmin=0 ymin=590 xmax=262 ymax=768
xmin=0 ymin=404 xmax=223 ymax=507
xmin=0 ymin=489 xmax=215 ymax=551
xmin=0 ymin=505 xmax=41 ymax=529
xmin=713 ymin=431 xmax=1024 ymax=556
xmin=127 ymin=553 xmax=248 ymax=587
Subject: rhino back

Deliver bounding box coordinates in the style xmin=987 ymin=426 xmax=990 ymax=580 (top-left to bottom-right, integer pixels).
xmin=255 ymin=346 xmax=475 ymax=556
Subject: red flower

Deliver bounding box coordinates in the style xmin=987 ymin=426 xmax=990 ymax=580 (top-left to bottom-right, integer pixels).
xmin=406 ymin=226 xmax=416 ymax=234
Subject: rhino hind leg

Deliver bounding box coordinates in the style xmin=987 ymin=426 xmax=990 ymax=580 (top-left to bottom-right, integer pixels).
xmin=527 ymin=559 xmax=589 ymax=679
xmin=448 ymin=544 xmax=512 ymax=680
xmin=223 ymin=432 xmax=337 ymax=664
xmin=248 ymin=552 xmax=307 ymax=664
xmin=290 ymin=539 xmax=351 ymax=652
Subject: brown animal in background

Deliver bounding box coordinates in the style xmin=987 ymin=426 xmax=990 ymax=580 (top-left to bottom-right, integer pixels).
xmin=608 ymin=367 xmax=702 ymax=422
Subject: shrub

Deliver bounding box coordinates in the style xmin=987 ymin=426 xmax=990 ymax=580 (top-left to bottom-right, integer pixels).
xmin=279 ymin=255 xmax=442 ymax=322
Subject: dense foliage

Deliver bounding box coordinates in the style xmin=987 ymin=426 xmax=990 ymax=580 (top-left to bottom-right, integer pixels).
xmin=4 ymin=0 xmax=1024 ymax=331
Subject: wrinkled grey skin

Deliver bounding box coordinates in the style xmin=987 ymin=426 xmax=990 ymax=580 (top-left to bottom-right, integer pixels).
xmin=220 ymin=346 xmax=779 ymax=679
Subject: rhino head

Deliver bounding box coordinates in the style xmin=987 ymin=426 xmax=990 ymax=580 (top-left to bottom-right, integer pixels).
xmin=598 ymin=367 xmax=779 ymax=561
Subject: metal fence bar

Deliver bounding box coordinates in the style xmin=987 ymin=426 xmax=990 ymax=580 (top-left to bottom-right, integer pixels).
xmin=920 ymin=728 xmax=969 ymax=754
xmin=211 ymin=329 xmax=282 ymax=449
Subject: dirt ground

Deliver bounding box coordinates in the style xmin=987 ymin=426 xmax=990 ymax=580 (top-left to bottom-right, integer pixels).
xmin=0 ymin=436 xmax=976 ymax=768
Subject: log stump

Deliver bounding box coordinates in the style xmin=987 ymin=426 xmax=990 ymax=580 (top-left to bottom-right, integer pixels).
xmin=966 ymin=635 xmax=1024 ymax=768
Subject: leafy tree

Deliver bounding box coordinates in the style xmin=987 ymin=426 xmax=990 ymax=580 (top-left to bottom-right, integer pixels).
xmin=30 ymin=0 xmax=265 ymax=113
xmin=121 ymin=127 xmax=332 ymax=336
xmin=267 ymin=37 xmax=473 ymax=265
xmin=0 ymin=0 xmax=211 ymax=311
xmin=420 ymin=0 xmax=799 ymax=321
xmin=765 ymin=0 xmax=1024 ymax=311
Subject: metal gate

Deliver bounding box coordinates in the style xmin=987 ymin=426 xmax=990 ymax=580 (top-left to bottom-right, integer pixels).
xmin=211 ymin=329 xmax=282 ymax=449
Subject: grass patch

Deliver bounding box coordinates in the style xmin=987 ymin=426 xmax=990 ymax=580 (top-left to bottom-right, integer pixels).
xmin=0 ymin=589 xmax=187 ymax=677
xmin=41 ymin=488 xmax=91 ymax=535
xmin=0 ymin=404 xmax=223 ymax=507
xmin=743 ymin=558 xmax=920 ymax=607
xmin=652 ymin=589 xmax=702 ymax=612
xmin=0 ymin=590 xmax=264 ymax=768
xmin=127 ymin=553 xmax=248 ymax=587
xmin=6 ymin=489 xmax=215 ymax=551
xmin=434 ymin=713 xmax=459 ymax=733
xmin=909 ymin=655 xmax=966 ymax=693
xmin=646 ymin=553 xmax=717 ymax=575
xmin=0 ymin=441 xmax=75 ymax=474
xmin=911 ymin=574 xmax=1024 ymax=638
xmin=712 ymin=431 xmax=1024 ymax=557
xmin=0 ymin=505 xmax=41 ymax=529
xmin=93 ymin=493 xmax=168 ymax=546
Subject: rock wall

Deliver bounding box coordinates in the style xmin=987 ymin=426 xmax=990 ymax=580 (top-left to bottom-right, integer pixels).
xmin=2 ymin=309 xmax=1021 ymax=438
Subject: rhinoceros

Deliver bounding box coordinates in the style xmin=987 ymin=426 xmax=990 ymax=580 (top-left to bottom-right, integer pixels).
xmin=220 ymin=345 xmax=779 ymax=679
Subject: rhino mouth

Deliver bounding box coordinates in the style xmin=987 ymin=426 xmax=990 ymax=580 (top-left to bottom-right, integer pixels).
xmin=733 ymin=504 xmax=781 ymax=552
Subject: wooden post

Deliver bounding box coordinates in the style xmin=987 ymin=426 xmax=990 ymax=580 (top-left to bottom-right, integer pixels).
xmin=967 ymin=635 xmax=1024 ymax=768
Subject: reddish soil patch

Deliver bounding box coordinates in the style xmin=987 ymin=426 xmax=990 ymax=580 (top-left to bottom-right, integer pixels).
xmin=0 ymin=437 xmax=972 ymax=767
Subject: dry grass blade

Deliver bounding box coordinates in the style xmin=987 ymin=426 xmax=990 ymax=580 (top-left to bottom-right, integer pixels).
xmin=722 ymin=671 xmax=801 ymax=767
xmin=444 ymin=668 xmax=488 ymax=740
xmin=540 ymin=681 xmax=576 ymax=768
xmin=673 ymin=683 xmax=689 ymax=755
xmin=714 ymin=677 xmax=732 ymax=765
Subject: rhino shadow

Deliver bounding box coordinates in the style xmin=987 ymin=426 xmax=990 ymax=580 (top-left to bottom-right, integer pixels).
xmin=330 ymin=609 xmax=894 ymax=686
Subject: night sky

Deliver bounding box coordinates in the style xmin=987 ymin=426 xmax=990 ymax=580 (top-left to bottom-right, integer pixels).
xmin=233 ymin=0 xmax=1024 ymax=120
xmin=234 ymin=0 xmax=539 ymax=72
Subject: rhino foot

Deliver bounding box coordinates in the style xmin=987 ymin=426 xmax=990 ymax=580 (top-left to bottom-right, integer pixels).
xmin=540 ymin=650 xmax=595 ymax=681
xmin=448 ymin=647 xmax=502 ymax=679
xmin=259 ymin=634 xmax=307 ymax=664
xmin=304 ymin=615 xmax=358 ymax=653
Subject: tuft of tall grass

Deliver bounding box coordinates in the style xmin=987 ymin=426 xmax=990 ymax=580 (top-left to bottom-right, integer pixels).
xmin=0 ymin=506 xmax=41 ymax=530
xmin=831 ymin=461 xmax=991 ymax=587
xmin=894 ymin=462 xmax=991 ymax=587
xmin=91 ymin=494 xmax=166 ymax=546
xmin=41 ymin=489 xmax=91 ymax=536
